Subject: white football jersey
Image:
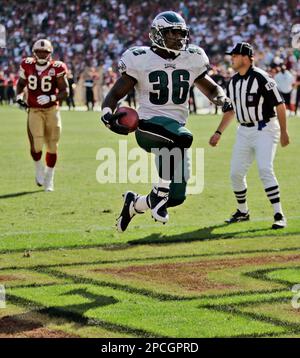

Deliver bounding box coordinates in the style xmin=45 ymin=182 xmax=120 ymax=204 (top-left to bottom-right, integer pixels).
xmin=118 ymin=45 xmax=209 ymax=124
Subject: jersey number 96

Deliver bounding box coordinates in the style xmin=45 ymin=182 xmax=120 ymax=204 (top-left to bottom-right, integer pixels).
xmin=28 ymin=75 xmax=52 ymax=92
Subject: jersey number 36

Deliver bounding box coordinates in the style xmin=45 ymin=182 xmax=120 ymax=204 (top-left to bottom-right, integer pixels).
xmin=28 ymin=75 xmax=52 ymax=92
xmin=149 ymin=70 xmax=190 ymax=105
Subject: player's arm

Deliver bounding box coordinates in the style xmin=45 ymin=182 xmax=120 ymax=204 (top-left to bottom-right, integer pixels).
xmin=194 ymin=74 xmax=231 ymax=107
xmin=276 ymin=103 xmax=289 ymax=147
xmin=261 ymin=76 xmax=289 ymax=147
xmin=209 ymin=109 xmax=235 ymax=147
xmin=16 ymin=77 xmax=28 ymax=109
xmin=16 ymin=77 xmax=26 ymax=96
xmin=36 ymin=75 xmax=69 ymax=106
xmin=56 ymin=75 xmax=69 ymax=101
xmin=101 ymin=73 xmax=137 ymax=135
xmin=102 ymin=73 xmax=136 ymax=111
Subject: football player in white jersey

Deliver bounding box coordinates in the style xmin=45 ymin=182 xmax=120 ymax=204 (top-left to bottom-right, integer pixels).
xmin=101 ymin=11 xmax=231 ymax=232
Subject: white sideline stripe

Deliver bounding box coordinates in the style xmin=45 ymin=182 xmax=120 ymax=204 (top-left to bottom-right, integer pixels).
xmin=0 ymin=216 xmax=300 ymax=238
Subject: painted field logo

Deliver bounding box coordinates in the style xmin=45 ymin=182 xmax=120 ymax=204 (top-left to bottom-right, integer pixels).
xmin=0 ymin=24 xmax=6 ymax=48
xmin=96 ymin=140 xmax=204 ymax=194
xmin=0 ymin=285 xmax=5 ymax=308
xmin=291 ymin=284 xmax=300 ymax=309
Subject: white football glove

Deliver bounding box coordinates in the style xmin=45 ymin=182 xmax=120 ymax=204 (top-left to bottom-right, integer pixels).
xmin=37 ymin=95 xmax=50 ymax=105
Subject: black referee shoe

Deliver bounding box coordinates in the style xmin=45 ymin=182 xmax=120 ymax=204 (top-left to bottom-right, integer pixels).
xmin=272 ymin=213 xmax=287 ymax=229
xmin=225 ymin=209 xmax=250 ymax=224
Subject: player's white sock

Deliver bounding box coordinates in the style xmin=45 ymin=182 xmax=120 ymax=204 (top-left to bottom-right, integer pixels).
xmin=238 ymin=202 xmax=248 ymax=213
xmin=157 ymin=177 xmax=171 ymax=189
xmin=273 ymin=202 xmax=283 ymax=215
xmin=134 ymin=195 xmax=149 ymax=212
xmin=44 ymin=166 xmax=55 ymax=192
xmin=234 ymin=188 xmax=248 ymax=213
xmin=265 ymin=185 xmax=282 ymax=214
xmin=35 ymin=160 xmax=45 ymax=186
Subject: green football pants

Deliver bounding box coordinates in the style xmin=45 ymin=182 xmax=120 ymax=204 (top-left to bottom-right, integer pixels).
xmin=135 ymin=116 xmax=193 ymax=207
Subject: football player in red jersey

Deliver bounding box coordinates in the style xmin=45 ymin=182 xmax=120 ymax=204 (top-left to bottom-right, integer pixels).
xmin=16 ymin=39 xmax=69 ymax=191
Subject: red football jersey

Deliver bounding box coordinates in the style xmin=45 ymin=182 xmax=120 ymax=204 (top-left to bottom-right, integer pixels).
xmin=19 ymin=57 xmax=67 ymax=108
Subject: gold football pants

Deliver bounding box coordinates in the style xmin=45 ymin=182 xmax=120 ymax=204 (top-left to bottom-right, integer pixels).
xmin=27 ymin=105 xmax=61 ymax=153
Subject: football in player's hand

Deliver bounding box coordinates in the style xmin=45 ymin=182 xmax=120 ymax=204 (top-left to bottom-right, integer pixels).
xmin=116 ymin=107 xmax=139 ymax=132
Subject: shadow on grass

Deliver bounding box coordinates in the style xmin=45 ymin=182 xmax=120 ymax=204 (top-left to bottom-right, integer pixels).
xmin=0 ymin=190 xmax=43 ymax=199
xmin=102 ymin=223 xmax=287 ymax=251
xmin=57 ymin=288 xmax=119 ymax=315
xmin=125 ymin=223 xmax=294 ymax=246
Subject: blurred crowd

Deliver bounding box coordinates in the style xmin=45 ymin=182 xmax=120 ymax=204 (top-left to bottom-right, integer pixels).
xmin=1 ymin=0 xmax=300 ymax=111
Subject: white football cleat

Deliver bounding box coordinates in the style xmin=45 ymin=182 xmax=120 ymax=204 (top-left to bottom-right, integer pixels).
xmin=148 ymin=187 xmax=169 ymax=223
xmin=35 ymin=160 xmax=45 ymax=187
xmin=44 ymin=167 xmax=55 ymax=192
xmin=116 ymin=191 xmax=140 ymax=233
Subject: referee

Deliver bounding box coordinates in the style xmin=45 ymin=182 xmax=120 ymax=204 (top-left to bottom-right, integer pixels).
xmin=209 ymin=42 xmax=290 ymax=229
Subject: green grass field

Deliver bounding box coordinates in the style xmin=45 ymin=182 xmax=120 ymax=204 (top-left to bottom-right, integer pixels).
xmin=0 ymin=105 xmax=299 ymax=338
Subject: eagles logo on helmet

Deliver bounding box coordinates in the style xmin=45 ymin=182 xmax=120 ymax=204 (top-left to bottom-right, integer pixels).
xmin=149 ymin=11 xmax=189 ymax=55
xmin=32 ymin=39 xmax=53 ymax=65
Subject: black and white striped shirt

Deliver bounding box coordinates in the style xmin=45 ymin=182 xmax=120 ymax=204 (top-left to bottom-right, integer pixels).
xmin=227 ymin=66 xmax=284 ymax=124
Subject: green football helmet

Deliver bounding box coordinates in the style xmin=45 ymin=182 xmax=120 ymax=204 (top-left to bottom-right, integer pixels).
xmin=149 ymin=11 xmax=189 ymax=55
